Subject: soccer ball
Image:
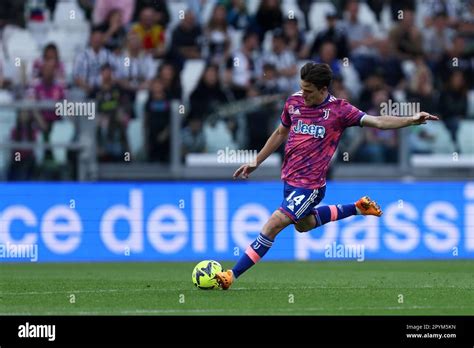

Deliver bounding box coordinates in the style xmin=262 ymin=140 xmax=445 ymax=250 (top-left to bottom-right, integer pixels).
xmin=192 ymin=260 xmax=223 ymax=290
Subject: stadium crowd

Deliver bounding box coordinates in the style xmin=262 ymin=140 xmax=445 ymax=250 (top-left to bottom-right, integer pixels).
xmin=0 ymin=0 xmax=473 ymax=180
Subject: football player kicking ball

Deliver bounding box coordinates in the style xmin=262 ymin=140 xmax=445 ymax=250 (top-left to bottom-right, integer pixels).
xmin=215 ymin=62 xmax=438 ymax=290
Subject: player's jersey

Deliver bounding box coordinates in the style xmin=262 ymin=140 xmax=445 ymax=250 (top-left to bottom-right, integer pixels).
xmin=280 ymin=92 xmax=365 ymax=189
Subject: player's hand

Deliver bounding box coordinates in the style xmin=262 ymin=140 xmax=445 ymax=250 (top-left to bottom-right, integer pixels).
xmin=412 ymin=112 xmax=439 ymax=125
xmin=233 ymin=163 xmax=258 ymax=179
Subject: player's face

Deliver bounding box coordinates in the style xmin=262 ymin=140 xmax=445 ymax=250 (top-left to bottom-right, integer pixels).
xmin=300 ymin=80 xmax=326 ymax=106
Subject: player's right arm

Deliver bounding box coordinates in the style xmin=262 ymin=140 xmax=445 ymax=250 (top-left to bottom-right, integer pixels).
xmin=233 ymin=124 xmax=290 ymax=179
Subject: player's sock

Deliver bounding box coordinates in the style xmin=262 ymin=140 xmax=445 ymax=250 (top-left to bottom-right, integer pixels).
xmin=232 ymin=233 xmax=273 ymax=278
xmin=313 ymin=204 xmax=357 ymax=227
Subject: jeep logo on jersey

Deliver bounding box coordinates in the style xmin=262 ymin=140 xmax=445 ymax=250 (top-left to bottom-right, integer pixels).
xmin=293 ymin=120 xmax=326 ymax=138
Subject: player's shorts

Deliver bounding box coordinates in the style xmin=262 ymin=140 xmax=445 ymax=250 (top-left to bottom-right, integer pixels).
xmin=279 ymin=182 xmax=326 ymax=223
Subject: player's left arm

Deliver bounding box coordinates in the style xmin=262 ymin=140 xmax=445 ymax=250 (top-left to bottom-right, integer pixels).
xmin=361 ymin=112 xmax=439 ymax=129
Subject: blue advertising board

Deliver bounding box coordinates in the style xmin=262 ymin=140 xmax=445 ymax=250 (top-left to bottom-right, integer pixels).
xmin=0 ymin=181 xmax=473 ymax=262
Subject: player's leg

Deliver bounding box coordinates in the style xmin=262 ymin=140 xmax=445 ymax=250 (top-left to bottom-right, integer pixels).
xmin=295 ymin=196 xmax=383 ymax=232
xmin=215 ymin=210 xmax=292 ymax=290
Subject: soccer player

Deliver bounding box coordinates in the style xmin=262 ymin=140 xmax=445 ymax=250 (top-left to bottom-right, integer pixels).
xmin=215 ymin=62 xmax=438 ymax=290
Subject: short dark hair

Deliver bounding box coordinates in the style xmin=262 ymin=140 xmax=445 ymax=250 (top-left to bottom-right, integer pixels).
xmin=300 ymin=62 xmax=333 ymax=89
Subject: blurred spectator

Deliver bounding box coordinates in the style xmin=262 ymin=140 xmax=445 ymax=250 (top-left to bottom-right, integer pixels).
xmin=7 ymin=109 xmax=46 ymax=181
xmin=314 ymin=41 xmax=342 ymax=79
xmin=169 ymin=10 xmax=202 ymax=66
xmin=226 ymin=0 xmax=251 ymax=30
xmin=118 ymin=31 xmax=155 ymax=116
xmin=32 ymin=43 xmax=66 ymax=87
xmin=390 ymin=0 xmax=415 ymax=22
xmin=246 ymin=64 xmax=281 ymax=150
xmin=283 ymin=18 xmax=306 ymax=59
xmin=133 ymin=0 xmax=169 ymax=26
xmin=144 ymin=79 xmax=171 ymax=163
xmin=253 ymin=0 xmax=283 ymax=42
xmin=25 ymin=0 xmax=48 ymax=23
xmin=459 ymin=0 xmax=474 ymax=36
xmin=28 ymin=60 xmax=65 ymax=139
xmin=297 ymin=0 xmax=312 ymax=30
xmin=225 ymin=30 xmax=259 ymax=99
xmin=0 ymin=0 xmax=26 ymax=27
xmin=389 ymin=8 xmax=423 ymax=59
xmin=358 ymin=71 xmax=387 ymax=111
xmin=437 ymin=35 xmax=474 ymax=88
xmin=374 ymin=39 xmax=405 ymax=90
xmin=94 ymin=65 xmax=130 ymax=162
xmin=191 ymin=64 xmax=237 ymax=152
xmin=331 ymin=75 xmax=352 ymax=100
xmin=188 ymin=0 xmax=217 ymax=25
xmin=367 ymin=0 xmax=385 ymax=23
xmin=439 ymin=69 xmax=468 ymax=152
xmin=73 ymin=27 xmax=115 ymax=94
xmin=89 ymin=63 xmax=130 ymax=121
xmin=156 ymin=62 xmax=182 ymax=100
xmin=256 ymin=63 xmax=281 ymax=94
xmin=131 ymin=7 xmax=166 ymax=58
xmin=96 ymin=113 xmax=130 ymax=162
xmin=406 ymin=56 xmax=438 ymax=114
xmin=78 ymin=0 xmax=94 ymax=21
xmin=260 ymin=29 xmax=297 ymax=92
xmin=204 ymin=4 xmax=232 ymax=64
xmin=418 ymin=0 xmax=462 ymax=27
xmin=305 ymin=10 xmax=349 ymax=60
xmin=93 ymin=0 xmax=135 ymax=26
xmin=97 ymin=8 xmax=127 ymax=53
xmin=182 ymin=117 xmax=206 ymax=157
xmin=189 ymin=64 xmax=230 ymax=122
xmin=355 ymin=88 xmax=398 ymax=163
xmin=341 ymin=0 xmax=378 ymax=80
xmin=422 ymin=11 xmax=455 ymax=69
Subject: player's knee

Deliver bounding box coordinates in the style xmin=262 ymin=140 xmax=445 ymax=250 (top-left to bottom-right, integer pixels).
xmin=295 ymin=223 xmax=311 ymax=233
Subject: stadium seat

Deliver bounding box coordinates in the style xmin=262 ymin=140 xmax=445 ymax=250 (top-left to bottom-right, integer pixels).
xmin=167 ymin=1 xmax=188 ymax=30
xmin=380 ymin=2 xmax=393 ymax=32
xmin=134 ymin=90 xmax=149 ymax=121
xmin=53 ymin=0 xmax=87 ymax=28
xmin=262 ymin=30 xmax=273 ymax=53
xmin=126 ymin=118 xmax=144 ymax=158
xmin=357 ymin=2 xmax=379 ymax=33
xmin=49 ymin=119 xmax=75 ymax=164
xmin=458 ymin=120 xmax=474 ymax=154
xmin=429 ymin=121 xmax=456 ymax=154
xmin=180 ymin=59 xmax=206 ymax=102
xmin=203 ymin=120 xmax=237 ymax=153
xmin=281 ymin=0 xmax=305 ymax=29
xmin=230 ymin=30 xmax=244 ymax=52
xmin=247 ymin=0 xmax=261 ymax=16
xmin=308 ymin=1 xmax=337 ymax=32
xmin=202 ymin=0 xmax=217 ymax=25
xmin=5 ymin=30 xmax=40 ymax=64
xmin=340 ymin=62 xmax=362 ymax=99
xmin=45 ymin=28 xmax=89 ymax=63
xmin=0 ymin=107 xmax=16 ymax=175
xmin=467 ymin=90 xmax=474 ymax=119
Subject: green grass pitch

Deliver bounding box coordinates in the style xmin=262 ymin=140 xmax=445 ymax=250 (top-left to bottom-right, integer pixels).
xmin=1 ymin=261 xmax=473 ymax=315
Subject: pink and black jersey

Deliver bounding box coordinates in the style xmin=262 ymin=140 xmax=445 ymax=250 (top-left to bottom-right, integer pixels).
xmin=280 ymin=92 xmax=365 ymax=189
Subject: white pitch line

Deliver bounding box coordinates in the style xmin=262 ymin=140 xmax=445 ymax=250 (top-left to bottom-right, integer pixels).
xmin=1 ymin=284 xmax=472 ymax=296
xmin=1 ymin=305 xmax=471 ymax=316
